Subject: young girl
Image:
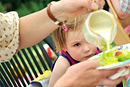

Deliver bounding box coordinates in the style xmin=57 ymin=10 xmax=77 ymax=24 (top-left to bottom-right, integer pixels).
xmin=49 ymin=15 xmax=103 ymax=87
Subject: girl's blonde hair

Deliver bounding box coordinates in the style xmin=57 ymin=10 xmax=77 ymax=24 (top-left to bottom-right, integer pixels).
xmin=52 ymin=15 xmax=88 ymax=53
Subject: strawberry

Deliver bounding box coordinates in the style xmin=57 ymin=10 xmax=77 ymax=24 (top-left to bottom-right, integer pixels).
xmin=115 ymin=51 xmax=122 ymax=56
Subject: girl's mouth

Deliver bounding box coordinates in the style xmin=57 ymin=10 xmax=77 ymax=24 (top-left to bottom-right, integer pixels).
xmin=86 ymin=55 xmax=91 ymax=58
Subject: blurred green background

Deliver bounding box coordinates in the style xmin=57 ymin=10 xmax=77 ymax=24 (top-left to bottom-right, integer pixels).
xmin=0 ymin=0 xmax=58 ymax=17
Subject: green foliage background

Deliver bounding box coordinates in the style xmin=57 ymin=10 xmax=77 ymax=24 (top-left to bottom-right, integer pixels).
xmin=0 ymin=0 xmax=59 ymax=17
xmin=0 ymin=0 xmax=109 ymax=17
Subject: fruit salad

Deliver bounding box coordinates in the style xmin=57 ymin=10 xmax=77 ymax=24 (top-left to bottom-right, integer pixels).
xmin=95 ymin=48 xmax=130 ymax=66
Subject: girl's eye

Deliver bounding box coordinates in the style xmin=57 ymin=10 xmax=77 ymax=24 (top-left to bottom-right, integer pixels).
xmin=74 ymin=43 xmax=80 ymax=47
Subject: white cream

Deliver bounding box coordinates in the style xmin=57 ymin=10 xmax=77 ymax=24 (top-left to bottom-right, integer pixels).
xmin=94 ymin=27 xmax=112 ymax=50
xmin=89 ymin=11 xmax=113 ymax=51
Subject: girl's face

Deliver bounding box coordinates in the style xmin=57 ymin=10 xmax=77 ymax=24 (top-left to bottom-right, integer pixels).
xmin=64 ymin=30 xmax=97 ymax=62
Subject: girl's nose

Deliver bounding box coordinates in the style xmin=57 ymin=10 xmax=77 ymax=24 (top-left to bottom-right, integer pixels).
xmin=83 ymin=45 xmax=90 ymax=53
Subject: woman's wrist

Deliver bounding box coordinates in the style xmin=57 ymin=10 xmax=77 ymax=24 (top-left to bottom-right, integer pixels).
xmin=49 ymin=1 xmax=67 ymax=23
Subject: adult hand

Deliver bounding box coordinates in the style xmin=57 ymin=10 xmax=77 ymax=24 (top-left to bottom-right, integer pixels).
xmin=51 ymin=0 xmax=105 ymax=22
xmin=54 ymin=60 xmax=123 ymax=87
xmin=19 ymin=0 xmax=105 ymax=49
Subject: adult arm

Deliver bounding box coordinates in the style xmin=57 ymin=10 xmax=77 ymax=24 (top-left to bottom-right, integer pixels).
xmin=0 ymin=0 xmax=105 ymax=62
xmin=19 ymin=0 xmax=105 ymax=49
xmin=110 ymin=0 xmax=130 ymax=20
xmin=110 ymin=0 xmax=130 ymax=28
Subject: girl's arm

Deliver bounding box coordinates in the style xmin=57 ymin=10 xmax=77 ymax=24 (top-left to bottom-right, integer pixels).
xmin=49 ymin=56 xmax=70 ymax=87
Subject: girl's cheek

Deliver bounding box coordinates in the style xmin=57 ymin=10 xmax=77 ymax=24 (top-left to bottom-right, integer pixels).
xmin=72 ymin=52 xmax=81 ymax=60
xmin=92 ymin=46 xmax=97 ymax=53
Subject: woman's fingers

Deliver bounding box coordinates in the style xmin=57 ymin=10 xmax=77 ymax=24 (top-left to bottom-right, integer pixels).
xmin=99 ymin=77 xmax=123 ymax=86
